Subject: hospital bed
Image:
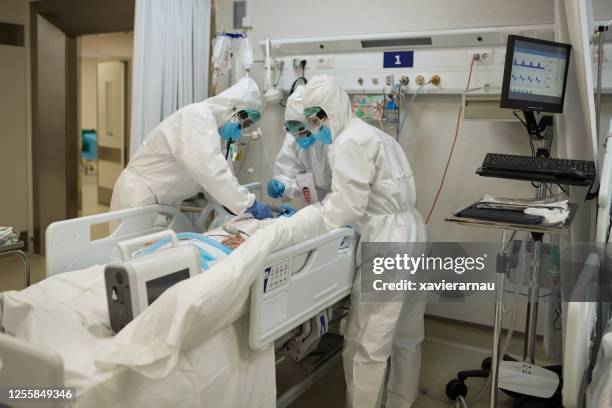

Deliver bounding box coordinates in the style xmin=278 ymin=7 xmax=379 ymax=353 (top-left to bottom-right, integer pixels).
xmin=0 ymin=203 xmax=357 ymax=407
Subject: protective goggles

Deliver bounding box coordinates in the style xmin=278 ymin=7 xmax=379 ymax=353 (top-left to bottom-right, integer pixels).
xmin=303 ymin=106 xmax=326 ymax=132
xmin=236 ymin=109 xmax=261 ymax=129
xmin=284 ymin=120 xmax=308 ymax=135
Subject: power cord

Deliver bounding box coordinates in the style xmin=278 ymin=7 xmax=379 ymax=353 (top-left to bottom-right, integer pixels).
xmin=425 ymin=55 xmax=476 ymax=224
xmin=280 ymin=60 xmax=308 ymax=108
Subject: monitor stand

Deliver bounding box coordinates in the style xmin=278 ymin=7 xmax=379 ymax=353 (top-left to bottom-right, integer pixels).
xmin=501 ymin=109 xmax=562 ymax=404
xmin=522 ymin=109 xmax=553 ymax=158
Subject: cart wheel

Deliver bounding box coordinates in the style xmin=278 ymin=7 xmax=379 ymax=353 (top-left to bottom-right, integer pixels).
xmin=481 ymin=356 xmax=492 ymax=370
xmin=446 ymin=379 xmax=468 ymax=400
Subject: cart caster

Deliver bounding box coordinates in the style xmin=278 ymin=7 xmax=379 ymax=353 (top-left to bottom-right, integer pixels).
xmin=481 ymin=357 xmax=491 ymax=370
xmin=446 ymin=379 xmax=468 ymax=400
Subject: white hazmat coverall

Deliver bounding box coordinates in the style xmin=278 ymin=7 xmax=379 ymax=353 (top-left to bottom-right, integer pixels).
xmin=274 ymin=85 xmax=332 ymax=202
xmin=110 ymin=77 xmax=260 ymax=215
xmin=303 ymin=75 xmax=428 ymax=408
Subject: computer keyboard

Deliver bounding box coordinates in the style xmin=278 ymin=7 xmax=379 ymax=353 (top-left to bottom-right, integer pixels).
xmin=477 ymin=153 xmax=596 ymax=186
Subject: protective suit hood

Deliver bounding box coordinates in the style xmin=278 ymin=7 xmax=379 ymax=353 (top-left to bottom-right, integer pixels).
xmin=201 ymin=77 xmax=262 ymax=126
xmin=285 ymin=85 xmax=306 ymax=122
xmin=302 ymin=75 xmax=352 ymax=142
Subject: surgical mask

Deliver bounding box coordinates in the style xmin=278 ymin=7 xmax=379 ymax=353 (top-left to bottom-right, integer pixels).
xmin=296 ymin=134 xmax=317 ymax=149
xmin=219 ymin=120 xmax=242 ymax=142
xmin=311 ymin=125 xmax=332 ymax=145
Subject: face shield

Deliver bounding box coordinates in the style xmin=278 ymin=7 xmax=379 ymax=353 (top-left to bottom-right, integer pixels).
xmin=303 ymin=106 xmax=332 ymax=145
xmin=219 ymin=109 xmax=261 ymax=142
xmin=304 ymin=106 xmax=325 ymax=132
xmin=237 ymin=108 xmax=261 ymax=132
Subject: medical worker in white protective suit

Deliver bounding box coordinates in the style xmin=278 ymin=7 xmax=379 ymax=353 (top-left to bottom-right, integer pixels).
xmin=266 ymin=85 xmax=332 ymax=204
xmin=303 ymin=75 xmax=428 ymax=408
xmin=110 ymin=77 xmax=272 ymax=220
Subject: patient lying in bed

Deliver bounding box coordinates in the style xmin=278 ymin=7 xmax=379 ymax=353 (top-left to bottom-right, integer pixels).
xmin=131 ymin=215 xmax=274 ymax=269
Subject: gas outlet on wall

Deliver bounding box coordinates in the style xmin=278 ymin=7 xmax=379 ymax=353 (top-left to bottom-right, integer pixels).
xmin=471 ymin=49 xmax=494 ymax=65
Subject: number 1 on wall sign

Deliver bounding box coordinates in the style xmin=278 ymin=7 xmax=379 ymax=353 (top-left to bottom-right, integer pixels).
xmin=383 ymin=51 xmax=414 ymax=68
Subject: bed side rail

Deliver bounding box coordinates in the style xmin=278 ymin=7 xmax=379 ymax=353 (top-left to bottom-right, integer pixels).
xmin=45 ymin=205 xmax=194 ymax=276
xmin=249 ymin=227 xmax=357 ymax=350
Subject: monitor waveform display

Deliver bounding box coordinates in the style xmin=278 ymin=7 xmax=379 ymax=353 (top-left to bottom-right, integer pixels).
xmin=509 ymin=49 xmax=566 ymax=98
xmin=512 ymin=59 xmax=546 ymax=70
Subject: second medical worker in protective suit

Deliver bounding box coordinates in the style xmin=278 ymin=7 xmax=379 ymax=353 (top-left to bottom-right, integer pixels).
xmin=110 ymin=77 xmax=272 ymax=220
xmin=267 ymin=85 xmax=332 ymax=204
xmin=303 ymin=75 xmax=428 ymax=408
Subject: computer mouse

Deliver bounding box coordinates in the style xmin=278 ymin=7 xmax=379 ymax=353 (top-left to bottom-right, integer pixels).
xmin=557 ymin=169 xmax=586 ymax=180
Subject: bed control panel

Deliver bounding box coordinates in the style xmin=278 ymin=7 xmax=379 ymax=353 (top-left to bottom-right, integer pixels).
xmin=263 ymin=260 xmax=289 ymax=294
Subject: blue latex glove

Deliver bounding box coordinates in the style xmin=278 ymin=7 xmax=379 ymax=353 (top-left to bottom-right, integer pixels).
xmin=267 ymin=178 xmax=286 ymax=199
xmin=280 ymin=204 xmax=297 ymax=217
xmin=245 ymin=200 xmax=273 ymax=220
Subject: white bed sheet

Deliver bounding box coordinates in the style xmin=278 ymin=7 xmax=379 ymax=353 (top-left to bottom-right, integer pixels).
xmin=0 ymin=208 xmax=327 ymax=407
xmin=0 ymin=218 xmax=280 ymax=408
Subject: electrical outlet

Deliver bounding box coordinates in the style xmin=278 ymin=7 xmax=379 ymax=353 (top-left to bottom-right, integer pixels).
xmin=470 ymin=49 xmax=494 ymax=65
xmin=292 ymin=58 xmax=310 ymax=74
xmin=315 ymin=56 xmax=335 ymax=69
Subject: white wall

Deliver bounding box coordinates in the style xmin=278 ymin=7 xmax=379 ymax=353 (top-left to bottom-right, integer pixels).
xmin=593 ymin=0 xmax=612 ymax=20
xmin=80 ymin=58 xmax=97 ymax=130
xmin=80 ymin=32 xmax=133 ymax=60
xmin=226 ymin=0 xmax=555 ymax=60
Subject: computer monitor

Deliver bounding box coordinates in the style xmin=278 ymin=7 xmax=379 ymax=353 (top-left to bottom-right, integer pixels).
xmin=500 ymin=35 xmax=571 ymax=113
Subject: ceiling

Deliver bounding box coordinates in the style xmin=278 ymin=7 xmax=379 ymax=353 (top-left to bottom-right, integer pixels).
xmin=31 ymin=0 xmax=135 ymax=36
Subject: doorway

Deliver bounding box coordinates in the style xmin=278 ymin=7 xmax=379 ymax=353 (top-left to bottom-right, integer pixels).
xmin=30 ymin=0 xmax=134 ymax=252
xmin=78 ymin=33 xmax=132 ymax=222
